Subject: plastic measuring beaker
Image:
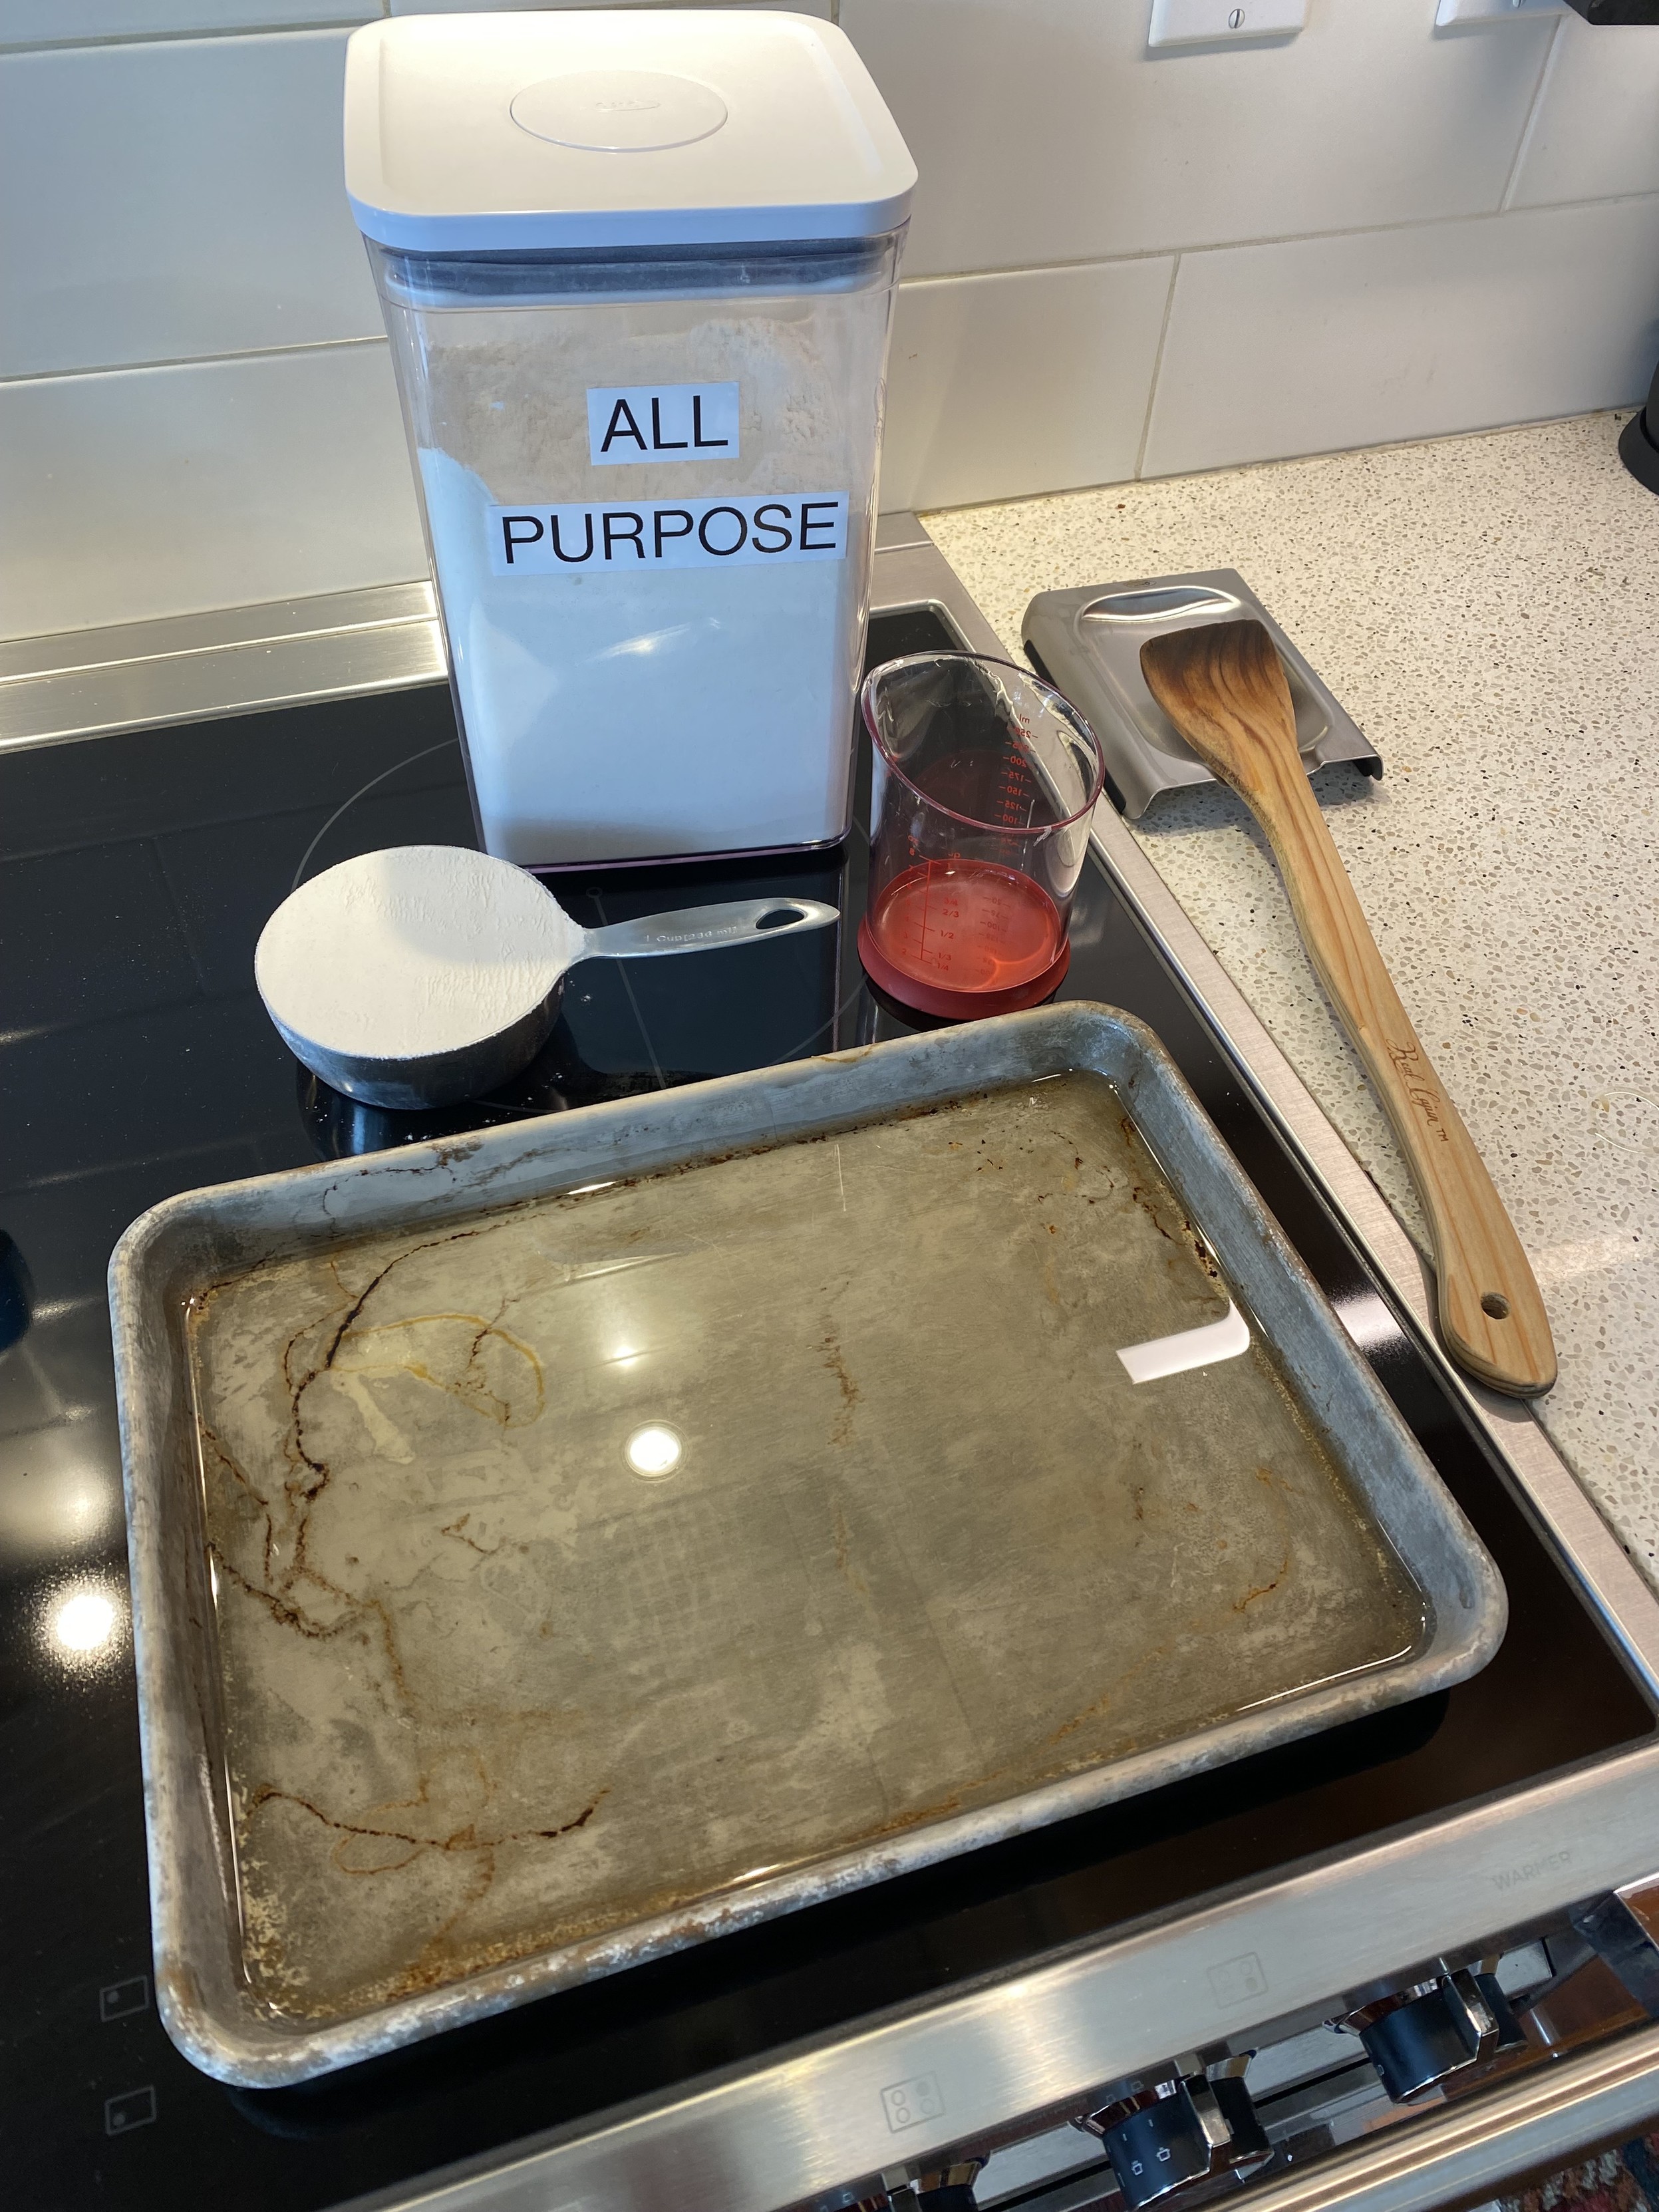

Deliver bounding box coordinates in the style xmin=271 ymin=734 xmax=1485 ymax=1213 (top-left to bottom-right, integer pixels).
xmin=857 ymin=654 xmax=1106 ymax=1019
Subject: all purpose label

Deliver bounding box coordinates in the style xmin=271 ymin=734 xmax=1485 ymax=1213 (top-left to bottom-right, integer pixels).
xmin=489 ymin=494 xmax=849 ymax=575
xmin=587 ymin=383 xmax=740 ymax=465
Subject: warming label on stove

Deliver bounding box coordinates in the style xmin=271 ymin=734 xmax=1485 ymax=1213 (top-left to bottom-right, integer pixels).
xmin=1489 ymin=1847 xmax=1572 ymax=1893
xmin=488 ymin=494 xmax=849 ymax=573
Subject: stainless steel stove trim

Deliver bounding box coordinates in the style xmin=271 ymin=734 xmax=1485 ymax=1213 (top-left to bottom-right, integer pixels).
xmin=0 ymin=581 xmax=446 ymax=753
xmin=1191 ymin=2020 xmax=1659 ymax=2212
xmin=333 ymin=1740 xmax=1659 ymax=2212
xmin=0 ymin=514 xmax=936 ymax=755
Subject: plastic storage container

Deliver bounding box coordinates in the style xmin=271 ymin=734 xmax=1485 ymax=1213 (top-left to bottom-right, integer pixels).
xmin=344 ymin=11 xmax=916 ymax=869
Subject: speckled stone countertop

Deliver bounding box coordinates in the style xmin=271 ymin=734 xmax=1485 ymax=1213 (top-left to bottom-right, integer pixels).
xmin=923 ymin=412 xmax=1659 ymax=1582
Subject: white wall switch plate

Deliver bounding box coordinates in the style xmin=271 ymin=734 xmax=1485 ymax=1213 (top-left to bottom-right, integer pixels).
xmin=1434 ymin=0 xmax=1564 ymax=23
xmin=1148 ymin=0 xmax=1306 ymax=45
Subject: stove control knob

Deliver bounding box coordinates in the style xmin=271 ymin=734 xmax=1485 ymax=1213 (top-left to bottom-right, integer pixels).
xmin=1571 ymin=1875 xmax=1659 ymax=2016
xmin=1082 ymin=2070 xmax=1269 ymax=2209
xmin=1340 ymin=1968 xmax=1525 ymax=2103
xmin=902 ymin=2161 xmax=983 ymax=2212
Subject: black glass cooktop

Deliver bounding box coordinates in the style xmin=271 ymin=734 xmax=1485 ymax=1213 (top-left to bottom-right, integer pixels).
xmin=1 ymin=607 xmax=1652 ymax=2211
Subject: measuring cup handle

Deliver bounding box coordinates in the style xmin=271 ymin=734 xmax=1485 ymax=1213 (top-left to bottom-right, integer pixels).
xmin=582 ymin=899 xmax=840 ymax=961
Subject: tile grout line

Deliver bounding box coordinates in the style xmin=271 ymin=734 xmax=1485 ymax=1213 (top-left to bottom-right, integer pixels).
xmin=892 ymin=184 xmax=1659 ymax=293
xmin=0 ymin=0 xmax=756 ymax=57
xmin=0 ymin=18 xmax=374 ymax=55
xmin=0 ymin=334 xmax=387 ymax=391
xmin=7 ymin=186 xmax=1658 ymax=398
xmin=920 ymin=406 xmax=1636 ymax=522
xmin=1134 ymin=255 xmax=1181 ymax=483
xmin=1501 ymin=15 xmax=1565 ymax=214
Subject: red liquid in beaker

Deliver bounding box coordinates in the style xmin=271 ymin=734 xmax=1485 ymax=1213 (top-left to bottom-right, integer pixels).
xmin=867 ymin=860 xmax=1064 ymax=994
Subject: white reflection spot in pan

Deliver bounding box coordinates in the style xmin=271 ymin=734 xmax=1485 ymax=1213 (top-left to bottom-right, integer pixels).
xmin=1116 ymin=1302 xmax=1251 ymax=1385
xmin=625 ymin=1424 xmax=683 ymax=1479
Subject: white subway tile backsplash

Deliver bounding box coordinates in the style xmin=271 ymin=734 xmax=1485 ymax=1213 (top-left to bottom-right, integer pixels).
xmin=841 ymin=0 xmax=1557 ymax=280
xmin=0 ymin=0 xmax=372 ymax=45
xmin=0 ymin=0 xmax=1647 ymax=616
xmin=0 ymin=31 xmax=378 ymax=381
xmin=1433 ymin=0 xmax=1564 ymax=21
xmin=1509 ymin=15 xmax=1659 ymax=208
xmin=388 ymin=0 xmax=831 ymax=12
xmin=880 ymin=259 xmax=1174 ymax=511
xmin=0 ymin=344 xmax=424 ymax=641
xmin=1141 ymin=196 xmax=1659 ymax=480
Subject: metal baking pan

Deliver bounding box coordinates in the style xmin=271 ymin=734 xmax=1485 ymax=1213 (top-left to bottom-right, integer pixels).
xmin=1022 ymin=570 xmax=1382 ymax=818
xmin=109 ymin=1002 xmax=1504 ymax=2086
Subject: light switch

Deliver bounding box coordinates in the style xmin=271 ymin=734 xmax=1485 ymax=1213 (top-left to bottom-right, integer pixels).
xmin=1434 ymin=0 xmax=1563 ymax=21
xmin=1148 ymin=0 xmax=1306 ymax=45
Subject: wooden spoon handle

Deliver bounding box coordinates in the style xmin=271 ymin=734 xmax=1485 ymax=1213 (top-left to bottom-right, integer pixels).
xmin=1232 ymin=744 xmax=1556 ymax=1396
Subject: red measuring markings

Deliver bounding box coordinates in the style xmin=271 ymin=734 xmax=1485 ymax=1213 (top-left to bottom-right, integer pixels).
xmin=867 ymin=860 xmax=1063 ymax=994
xmin=990 ymin=727 xmax=1043 ymax=832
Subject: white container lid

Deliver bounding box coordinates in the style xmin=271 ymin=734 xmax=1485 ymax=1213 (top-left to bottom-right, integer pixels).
xmin=344 ymin=10 xmax=916 ymax=253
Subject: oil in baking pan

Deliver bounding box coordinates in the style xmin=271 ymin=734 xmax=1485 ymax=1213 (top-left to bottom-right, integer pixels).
xmin=187 ymin=1070 xmax=1421 ymax=2025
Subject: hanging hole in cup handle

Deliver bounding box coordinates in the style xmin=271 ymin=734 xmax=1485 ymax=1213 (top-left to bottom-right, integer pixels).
xmin=756 ymin=905 xmax=806 ymax=931
xmin=1481 ymin=1292 xmax=1511 ymax=1321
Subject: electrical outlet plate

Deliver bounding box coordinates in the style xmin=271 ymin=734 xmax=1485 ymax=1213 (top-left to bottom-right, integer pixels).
xmin=1148 ymin=0 xmax=1306 ymax=45
xmin=1434 ymin=0 xmax=1563 ymax=22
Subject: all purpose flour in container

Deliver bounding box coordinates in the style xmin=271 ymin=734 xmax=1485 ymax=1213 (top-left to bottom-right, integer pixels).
xmin=344 ymin=11 xmax=916 ymax=867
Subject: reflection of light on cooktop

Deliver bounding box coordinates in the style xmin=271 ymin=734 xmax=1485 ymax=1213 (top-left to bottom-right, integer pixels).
xmin=625 ymin=1422 xmax=682 ymax=1478
xmin=0 ymin=1431 xmax=124 ymax=1561
xmin=52 ymin=1586 xmax=118 ymax=1657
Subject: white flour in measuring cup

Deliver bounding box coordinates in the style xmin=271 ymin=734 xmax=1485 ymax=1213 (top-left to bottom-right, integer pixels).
xmin=404 ymin=281 xmax=892 ymax=869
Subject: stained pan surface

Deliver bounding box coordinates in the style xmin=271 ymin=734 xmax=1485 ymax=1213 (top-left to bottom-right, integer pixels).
xmin=109 ymin=1005 xmax=1505 ymax=2084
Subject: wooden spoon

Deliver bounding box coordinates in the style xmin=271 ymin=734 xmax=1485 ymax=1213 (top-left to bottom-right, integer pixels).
xmin=1140 ymin=617 xmax=1555 ymax=1398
